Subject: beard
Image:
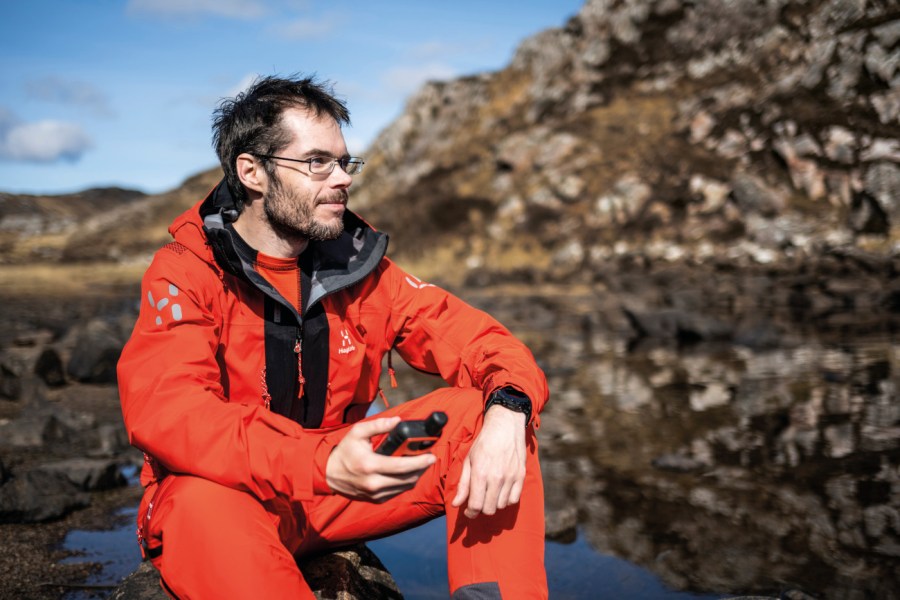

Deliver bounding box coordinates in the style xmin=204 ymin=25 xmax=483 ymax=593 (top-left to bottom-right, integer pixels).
xmin=263 ymin=177 xmax=347 ymax=242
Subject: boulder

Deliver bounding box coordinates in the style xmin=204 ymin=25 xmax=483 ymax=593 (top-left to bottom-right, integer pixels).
xmin=622 ymin=307 xmax=732 ymax=344
xmin=0 ymin=345 xmax=65 ymax=399
xmin=0 ymin=413 xmax=74 ymax=449
xmin=37 ymin=458 xmax=127 ymax=491
xmin=65 ymin=318 xmax=124 ymax=384
xmin=0 ymin=468 xmax=90 ymax=523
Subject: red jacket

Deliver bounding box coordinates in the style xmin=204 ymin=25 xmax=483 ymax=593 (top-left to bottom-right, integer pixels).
xmin=118 ymin=180 xmax=548 ymax=504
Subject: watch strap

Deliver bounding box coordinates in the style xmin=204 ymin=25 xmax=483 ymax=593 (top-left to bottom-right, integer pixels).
xmin=485 ymin=386 xmax=532 ymax=426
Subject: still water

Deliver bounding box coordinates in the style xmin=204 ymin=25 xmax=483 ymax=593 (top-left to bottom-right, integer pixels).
xmin=61 ymin=301 xmax=899 ymax=599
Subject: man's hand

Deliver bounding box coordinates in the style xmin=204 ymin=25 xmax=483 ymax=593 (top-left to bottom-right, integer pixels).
xmin=451 ymin=405 xmax=527 ymax=518
xmin=326 ymin=417 xmax=436 ymax=502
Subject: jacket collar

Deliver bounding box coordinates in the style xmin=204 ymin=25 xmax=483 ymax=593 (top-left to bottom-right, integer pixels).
xmin=171 ymin=179 xmax=389 ymax=312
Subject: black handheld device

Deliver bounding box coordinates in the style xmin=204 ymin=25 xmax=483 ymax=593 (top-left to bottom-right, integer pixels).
xmin=375 ymin=411 xmax=448 ymax=456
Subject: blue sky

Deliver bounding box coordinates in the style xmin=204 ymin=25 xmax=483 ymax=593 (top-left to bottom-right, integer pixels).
xmin=0 ymin=0 xmax=585 ymax=195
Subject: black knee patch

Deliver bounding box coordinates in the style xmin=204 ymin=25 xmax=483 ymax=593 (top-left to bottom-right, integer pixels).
xmin=451 ymin=581 xmax=502 ymax=599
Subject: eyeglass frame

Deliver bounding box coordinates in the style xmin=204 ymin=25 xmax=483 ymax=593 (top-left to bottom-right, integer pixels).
xmin=253 ymin=153 xmax=365 ymax=175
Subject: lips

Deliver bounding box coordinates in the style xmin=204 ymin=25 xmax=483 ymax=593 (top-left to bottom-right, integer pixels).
xmin=317 ymin=190 xmax=349 ymax=206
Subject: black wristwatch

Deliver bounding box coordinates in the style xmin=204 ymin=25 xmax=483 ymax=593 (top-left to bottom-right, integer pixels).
xmin=485 ymin=387 xmax=532 ymax=426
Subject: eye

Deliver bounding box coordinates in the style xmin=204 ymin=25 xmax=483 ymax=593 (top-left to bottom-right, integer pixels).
xmin=308 ymin=156 xmax=330 ymax=168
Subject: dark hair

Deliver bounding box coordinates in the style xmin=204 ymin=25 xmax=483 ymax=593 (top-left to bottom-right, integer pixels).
xmin=211 ymin=74 xmax=350 ymax=210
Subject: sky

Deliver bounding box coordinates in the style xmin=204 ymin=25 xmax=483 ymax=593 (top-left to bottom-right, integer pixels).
xmin=0 ymin=0 xmax=586 ymax=196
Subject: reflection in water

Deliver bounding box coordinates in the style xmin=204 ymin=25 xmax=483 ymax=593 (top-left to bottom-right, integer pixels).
xmin=58 ymin=294 xmax=897 ymax=598
xmin=519 ymin=298 xmax=900 ymax=599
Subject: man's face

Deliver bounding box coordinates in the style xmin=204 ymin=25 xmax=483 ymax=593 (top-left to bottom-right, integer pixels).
xmin=262 ymin=108 xmax=352 ymax=241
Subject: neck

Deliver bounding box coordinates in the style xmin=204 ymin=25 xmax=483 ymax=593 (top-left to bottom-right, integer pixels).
xmin=233 ymin=206 xmax=308 ymax=258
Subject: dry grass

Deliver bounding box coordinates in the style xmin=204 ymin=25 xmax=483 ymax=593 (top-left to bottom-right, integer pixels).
xmin=0 ymin=261 xmax=148 ymax=297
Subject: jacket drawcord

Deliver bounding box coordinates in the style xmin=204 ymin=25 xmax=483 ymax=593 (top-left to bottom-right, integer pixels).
xmin=261 ymin=368 xmax=271 ymax=410
xmin=378 ymin=388 xmax=391 ymax=409
xmin=388 ymin=349 xmax=398 ymax=389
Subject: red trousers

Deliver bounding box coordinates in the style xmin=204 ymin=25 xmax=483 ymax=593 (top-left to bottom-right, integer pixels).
xmin=140 ymin=388 xmax=547 ymax=599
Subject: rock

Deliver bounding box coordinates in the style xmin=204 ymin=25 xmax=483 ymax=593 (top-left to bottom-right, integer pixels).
xmin=0 ymin=413 xmax=73 ymax=449
xmin=110 ymin=544 xmax=404 ymax=600
xmin=871 ymin=88 xmax=900 ymax=125
xmin=823 ymin=126 xmax=857 ymax=164
xmin=0 ymin=378 xmax=100 ymax=450
xmin=0 ymin=468 xmax=90 ymax=523
xmin=89 ymin=422 xmax=132 ymax=458
xmin=36 ymin=458 xmax=127 ymax=491
xmin=300 ymin=544 xmax=404 ymax=600
xmin=651 ymin=453 xmax=709 ymax=473
xmin=860 ymin=138 xmax=900 ymax=163
xmin=545 ymin=504 xmax=578 ymax=542
xmin=730 ymin=172 xmax=785 ymax=217
xmin=108 ymin=560 xmax=163 ymax=600
xmin=622 ymin=308 xmax=732 ymax=344
xmin=850 ymin=191 xmax=889 ymax=235
xmin=0 ymin=345 xmax=65 ymax=399
xmin=65 ymin=318 xmax=124 ymax=384
xmin=863 ymin=162 xmax=900 ymax=225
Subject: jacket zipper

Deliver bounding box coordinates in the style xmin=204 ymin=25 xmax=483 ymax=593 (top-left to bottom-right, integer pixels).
xmin=295 ymin=334 xmax=305 ymax=399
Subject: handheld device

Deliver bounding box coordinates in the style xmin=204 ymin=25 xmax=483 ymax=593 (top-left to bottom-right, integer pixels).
xmin=375 ymin=411 xmax=448 ymax=456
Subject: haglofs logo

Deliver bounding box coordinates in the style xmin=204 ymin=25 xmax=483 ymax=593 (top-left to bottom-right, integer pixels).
xmin=148 ymin=283 xmax=183 ymax=326
xmin=405 ymin=275 xmax=435 ymax=290
xmin=338 ymin=328 xmax=357 ymax=355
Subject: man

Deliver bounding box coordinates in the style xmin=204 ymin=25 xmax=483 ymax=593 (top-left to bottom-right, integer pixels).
xmin=117 ymin=75 xmax=548 ymax=599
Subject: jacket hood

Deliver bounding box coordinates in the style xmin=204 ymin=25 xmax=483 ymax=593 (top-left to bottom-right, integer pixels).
xmin=169 ymin=178 xmax=389 ymax=312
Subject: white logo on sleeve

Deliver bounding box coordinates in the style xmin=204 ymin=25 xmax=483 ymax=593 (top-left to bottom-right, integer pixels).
xmin=148 ymin=283 xmax=183 ymax=326
xmin=404 ymin=275 xmax=435 ymax=290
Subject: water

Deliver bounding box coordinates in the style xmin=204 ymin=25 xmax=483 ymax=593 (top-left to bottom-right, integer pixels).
xmin=59 ymin=512 xmax=724 ymax=599
xmin=370 ymin=519 xmax=725 ymax=599
xmin=59 ymin=313 xmax=899 ymax=598
xmin=60 ymin=507 xmax=141 ymax=599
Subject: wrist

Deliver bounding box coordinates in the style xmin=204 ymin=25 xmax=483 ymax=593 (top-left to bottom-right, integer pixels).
xmin=485 ymin=403 xmax=527 ymax=423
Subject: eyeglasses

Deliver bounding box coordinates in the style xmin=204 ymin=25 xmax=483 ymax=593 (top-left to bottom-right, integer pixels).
xmin=255 ymin=154 xmax=365 ymax=175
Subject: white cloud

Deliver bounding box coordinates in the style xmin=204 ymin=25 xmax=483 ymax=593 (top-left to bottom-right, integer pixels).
xmin=0 ymin=111 xmax=92 ymax=163
xmin=269 ymin=15 xmax=340 ymax=39
xmin=127 ymin=0 xmax=268 ymax=20
xmin=380 ymin=63 xmax=458 ymax=97
xmin=25 ymin=76 xmax=113 ymax=117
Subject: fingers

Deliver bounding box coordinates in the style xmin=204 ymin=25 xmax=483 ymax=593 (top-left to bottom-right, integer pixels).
xmin=457 ymin=451 xmax=526 ymax=519
xmin=349 ymin=416 xmax=401 ymax=440
xmin=326 ymin=417 xmax=437 ymax=501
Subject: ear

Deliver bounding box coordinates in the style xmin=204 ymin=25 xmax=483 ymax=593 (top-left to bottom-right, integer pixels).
xmin=236 ymin=153 xmax=267 ymax=195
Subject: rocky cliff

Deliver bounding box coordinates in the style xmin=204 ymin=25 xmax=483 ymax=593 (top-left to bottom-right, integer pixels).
xmin=352 ymin=0 xmax=899 ymax=292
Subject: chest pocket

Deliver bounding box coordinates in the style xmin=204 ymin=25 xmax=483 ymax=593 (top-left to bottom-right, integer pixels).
xmin=323 ymin=302 xmax=370 ymax=426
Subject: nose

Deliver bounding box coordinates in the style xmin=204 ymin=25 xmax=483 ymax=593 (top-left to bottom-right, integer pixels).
xmin=330 ymin=162 xmax=353 ymax=188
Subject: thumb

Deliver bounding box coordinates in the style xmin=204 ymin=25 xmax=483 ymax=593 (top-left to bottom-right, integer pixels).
xmin=451 ymin=457 xmax=471 ymax=508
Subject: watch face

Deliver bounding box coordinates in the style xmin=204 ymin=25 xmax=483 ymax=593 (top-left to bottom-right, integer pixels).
xmin=500 ymin=392 xmax=529 ymax=409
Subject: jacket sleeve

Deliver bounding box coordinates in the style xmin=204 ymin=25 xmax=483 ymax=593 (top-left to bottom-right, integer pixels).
xmin=117 ymin=248 xmax=332 ymax=501
xmin=385 ymin=260 xmax=549 ymax=426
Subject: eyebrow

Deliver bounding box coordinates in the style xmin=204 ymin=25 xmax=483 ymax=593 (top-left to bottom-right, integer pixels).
xmin=299 ymin=148 xmax=351 ymax=159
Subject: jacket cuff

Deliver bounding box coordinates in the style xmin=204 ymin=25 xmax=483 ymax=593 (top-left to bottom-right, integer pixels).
xmin=312 ymin=436 xmax=336 ymax=495
xmin=482 ymin=374 xmax=540 ymax=429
